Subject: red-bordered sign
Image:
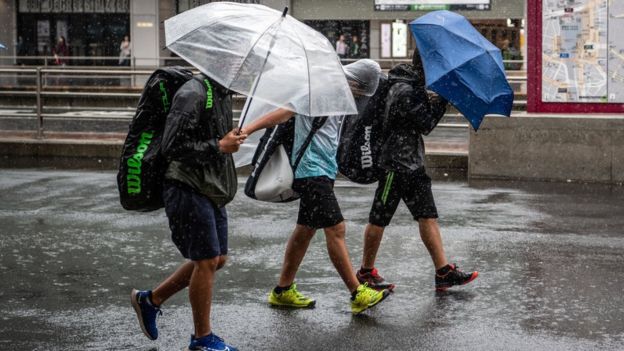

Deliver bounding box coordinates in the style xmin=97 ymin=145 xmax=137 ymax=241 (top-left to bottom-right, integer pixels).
xmin=527 ymin=0 xmax=624 ymax=113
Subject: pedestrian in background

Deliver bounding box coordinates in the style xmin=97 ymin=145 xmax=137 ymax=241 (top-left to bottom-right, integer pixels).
xmin=350 ymin=35 xmax=361 ymax=58
xmin=119 ymin=35 xmax=131 ymax=66
xmin=335 ymin=34 xmax=347 ymax=59
xmin=52 ymin=36 xmax=68 ymax=66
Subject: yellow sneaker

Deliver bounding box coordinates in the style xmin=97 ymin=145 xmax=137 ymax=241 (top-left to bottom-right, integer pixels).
xmin=351 ymin=283 xmax=389 ymax=314
xmin=268 ymin=283 xmax=316 ymax=308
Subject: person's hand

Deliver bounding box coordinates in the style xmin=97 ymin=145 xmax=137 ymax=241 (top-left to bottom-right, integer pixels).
xmin=218 ymin=128 xmax=247 ymax=153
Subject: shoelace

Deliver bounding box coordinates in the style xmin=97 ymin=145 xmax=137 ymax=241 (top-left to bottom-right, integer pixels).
xmin=284 ymin=285 xmax=307 ymax=301
xmin=292 ymin=290 xmax=308 ymax=301
xmin=358 ymin=283 xmax=378 ymax=299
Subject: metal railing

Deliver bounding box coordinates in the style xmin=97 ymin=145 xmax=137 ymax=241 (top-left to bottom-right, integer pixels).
xmin=0 ymin=55 xmax=526 ymax=68
xmin=0 ymin=65 xmax=528 ymax=138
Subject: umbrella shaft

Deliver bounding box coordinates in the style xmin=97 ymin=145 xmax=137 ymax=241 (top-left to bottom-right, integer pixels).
xmin=239 ymin=18 xmax=285 ymax=128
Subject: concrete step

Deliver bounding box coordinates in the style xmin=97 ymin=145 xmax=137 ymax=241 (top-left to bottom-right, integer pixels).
xmin=0 ymin=130 xmax=467 ymax=179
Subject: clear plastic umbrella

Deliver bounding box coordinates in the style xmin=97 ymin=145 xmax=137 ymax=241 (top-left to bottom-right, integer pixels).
xmin=164 ymin=2 xmax=357 ymax=127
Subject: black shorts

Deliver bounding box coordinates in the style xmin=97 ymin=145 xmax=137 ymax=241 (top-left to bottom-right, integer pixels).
xmin=369 ymin=169 xmax=438 ymax=227
xmin=163 ymin=181 xmax=228 ymax=261
xmin=293 ymin=176 xmax=344 ymax=229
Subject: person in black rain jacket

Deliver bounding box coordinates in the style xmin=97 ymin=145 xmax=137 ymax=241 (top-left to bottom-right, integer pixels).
xmin=130 ymin=74 xmax=246 ymax=351
xmin=355 ymin=49 xmax=479 ymax=293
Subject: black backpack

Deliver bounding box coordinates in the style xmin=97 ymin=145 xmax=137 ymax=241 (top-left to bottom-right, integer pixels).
xmin=337 ymin=76 xmax=389 ymax=184
xmin=245 ymin=116 xmax=327 ymax=202
xmin=117 ymin=67 xmax=194 ymax=211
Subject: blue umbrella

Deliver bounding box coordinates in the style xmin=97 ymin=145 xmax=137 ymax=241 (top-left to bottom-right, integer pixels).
xmin=410 ymin=11 xmax=513 ymax=130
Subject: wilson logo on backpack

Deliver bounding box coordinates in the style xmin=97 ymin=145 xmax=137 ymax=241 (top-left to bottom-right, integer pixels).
xmin=159 ymin=81 xmax=170 ymax=112
xmin=360 ymin=125 xmax=373 ymax=169
xmin=204 ymin=79 xmax=213 ymax=109
xmin=126 ymin=131 xmax=154 ymax=194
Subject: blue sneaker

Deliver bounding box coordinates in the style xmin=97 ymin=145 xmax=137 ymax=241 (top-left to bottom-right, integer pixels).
xmin=130 ymin=289 xmax=162 ymax=340
xmin=187 ymin=333 xmax=238 ymax=351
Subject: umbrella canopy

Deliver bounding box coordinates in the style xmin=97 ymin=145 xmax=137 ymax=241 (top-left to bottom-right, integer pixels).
xmin=165 ymin=2 xmax=357 ymax=124
xmin=410 ymin=10 xmax=513 ymax=130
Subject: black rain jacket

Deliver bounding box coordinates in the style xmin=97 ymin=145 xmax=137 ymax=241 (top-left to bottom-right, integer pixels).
xmin=379 ymin=63 xmax=448 ymax=173
xmin=161 ymin=75 xmax=237 ymax=207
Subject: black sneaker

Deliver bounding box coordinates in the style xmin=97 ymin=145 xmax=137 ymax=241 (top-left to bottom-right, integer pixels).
xmin=435 ymin=264 xmax=478 ymax=291
xmin=356 ymin=268 xmax=395 ymax=291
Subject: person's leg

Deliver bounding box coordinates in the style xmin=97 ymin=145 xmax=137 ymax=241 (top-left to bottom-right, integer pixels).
xmin=361 ymin=224 xmax=385 ymax=269
xmin=188 ymin=257 xmax=220 ymax=338
xmin=151 ymin=261 xmax=194 ymax=306
xmin=322 ymin=214 xmax=389 ymax=314
xmin=277 ymin=224 xmax=316 ymax=287
xmin=268 ymin=224 xmax=316 ymax=308
xmin=187 ymin=197 xmax=237 ymax=349
xmin=323 ymin=221 xmax=360 ymax=292
xmin=150 ymin=255 xmax=227 ymax=306
xmin=404 ymin=169 xmax=478 ymax=290
xmin=418 ymin=218 xmax=448 ymax=270
xmin=402 ymin=170 xmax=447 ymax=269
xmin=357 ymin=172 xmax=401 ymax=289
xmin=268 ymin=178 xmax=320 ymax=308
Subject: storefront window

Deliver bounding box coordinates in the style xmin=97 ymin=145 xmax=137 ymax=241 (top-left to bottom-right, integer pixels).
xmin=304 ymin=20 xmax=370 ymax=60
xmin=17 ymin=0 xmax=130 ymax=65
xmin=392 ymin=21 xmax=408 ymax=58
xmin=176 ymin=0 xmax=261 ymax=14
xmin=472 ymin=19 xmax=524 ymax=70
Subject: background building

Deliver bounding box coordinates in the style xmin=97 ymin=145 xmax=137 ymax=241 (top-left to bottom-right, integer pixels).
xmin=0 ymin=0 xmax=525 ymax=66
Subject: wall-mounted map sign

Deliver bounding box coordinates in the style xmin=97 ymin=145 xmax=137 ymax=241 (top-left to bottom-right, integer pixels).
xmin=374 ymin=0 xmax=490 ymax=11
xmin=542 ymin=0 xmax=624 ymax=103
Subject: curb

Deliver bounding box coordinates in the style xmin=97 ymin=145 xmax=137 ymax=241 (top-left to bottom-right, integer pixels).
xmin=0 ymin=137 xmax=467 ymax=179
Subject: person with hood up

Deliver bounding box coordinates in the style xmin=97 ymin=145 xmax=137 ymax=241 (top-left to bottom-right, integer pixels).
xmin=241 ymin=59 xmax=390 ymax=314
xmin=355 ymin=49 xmax=479 ymax=292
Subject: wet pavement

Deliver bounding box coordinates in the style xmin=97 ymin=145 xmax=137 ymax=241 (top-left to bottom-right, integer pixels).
xmin=0 ymin=169 xmax=623 ymax=350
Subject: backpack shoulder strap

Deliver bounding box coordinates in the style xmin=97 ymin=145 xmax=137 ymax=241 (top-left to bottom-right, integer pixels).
xmin=292 ymin=116 xmax=328 ymax=171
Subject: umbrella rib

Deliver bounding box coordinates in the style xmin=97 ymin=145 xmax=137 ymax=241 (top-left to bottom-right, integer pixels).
xmin=229 ymin=17 xmax=283 ymax=90
xmin=167 ymin=13 xmax=263 ymax=45
xmin=290 ymin=24 xmax=312 ymax=117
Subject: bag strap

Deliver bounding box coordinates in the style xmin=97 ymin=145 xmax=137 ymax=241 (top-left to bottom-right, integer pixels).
xmin=292 ymin=116 xmax=328 ymax=171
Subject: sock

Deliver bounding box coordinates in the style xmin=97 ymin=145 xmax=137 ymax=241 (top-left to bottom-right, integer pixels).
xmin=274 ymin=284 xmax=292 ymax=294
xmin=145 ymin=291 xmax=160 ymax=308
xmin=359 ymin=267 xmax=374 ymax=274
xmin=351 ymin=287 xmax=360 ymax=300
xmin=436 ymin=265 xmax=451 ymax=276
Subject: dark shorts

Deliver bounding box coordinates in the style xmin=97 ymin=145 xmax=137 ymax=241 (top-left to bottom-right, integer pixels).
xmin=163 ymin=181 xmax=228 ymax=261
xmin=293 ymin=176 xmax=344 ymax=229
xmin=369 ymin=168 xmax=438 ymax=227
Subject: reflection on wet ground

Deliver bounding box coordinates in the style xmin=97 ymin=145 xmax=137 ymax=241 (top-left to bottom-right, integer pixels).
xmin=0 ymin=170 xmax=623 ymax=350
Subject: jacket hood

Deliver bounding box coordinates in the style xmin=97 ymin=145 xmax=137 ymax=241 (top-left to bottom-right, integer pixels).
xmin=343 ymin=59 xmax=382 ymax=97
xmin=387 ymin=62 xmax=426 ymax=87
